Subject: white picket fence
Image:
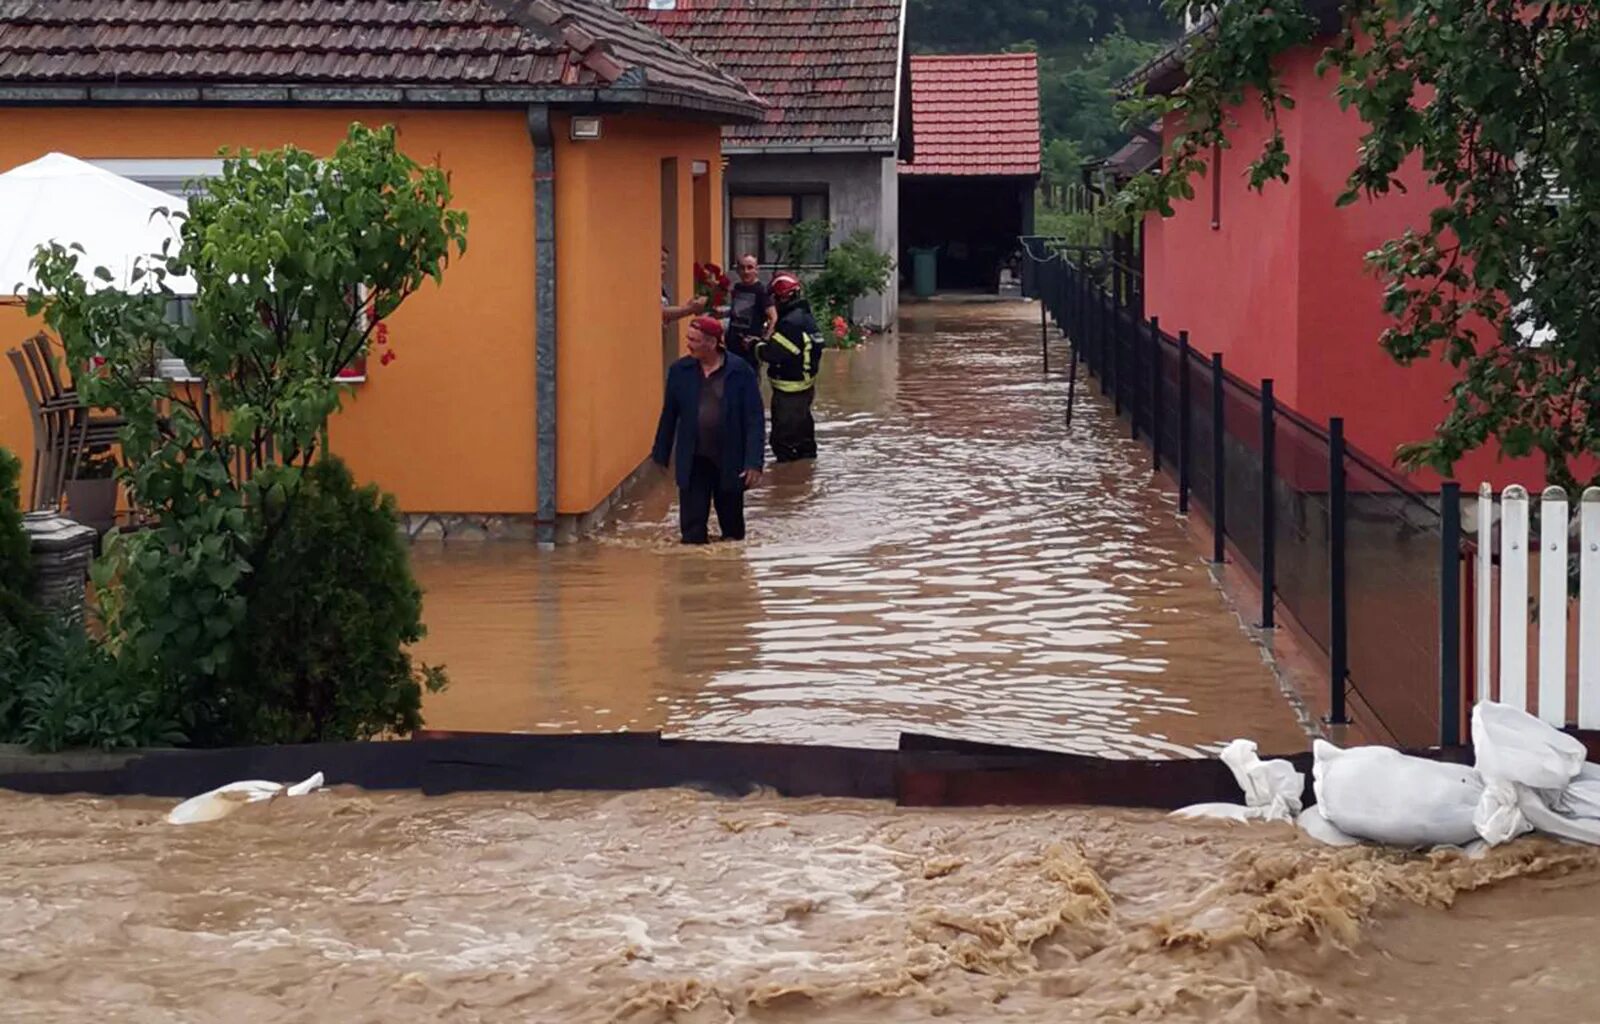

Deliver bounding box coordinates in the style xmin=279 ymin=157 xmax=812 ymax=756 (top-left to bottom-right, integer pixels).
xmin=1475 ymin=483 xmax=1600 ymax=728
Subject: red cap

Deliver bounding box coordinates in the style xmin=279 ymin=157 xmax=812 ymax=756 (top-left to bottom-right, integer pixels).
xmin=689 ymin=315 xmax=724 ymax=340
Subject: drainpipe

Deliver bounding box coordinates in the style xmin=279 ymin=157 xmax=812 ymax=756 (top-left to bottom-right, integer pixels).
xmin=528 ymin=105 xmax=557 ymax=548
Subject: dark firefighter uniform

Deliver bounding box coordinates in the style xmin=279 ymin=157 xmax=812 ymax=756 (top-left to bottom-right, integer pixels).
xmin=756 ymin=282 xmax=823 ymax=462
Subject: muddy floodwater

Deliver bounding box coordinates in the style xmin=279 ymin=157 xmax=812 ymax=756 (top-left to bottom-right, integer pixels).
xmin=3 ymin=786 xmax=1598 ymax=1023
xmin=414 ymin=304 xmax=1306 ymax=756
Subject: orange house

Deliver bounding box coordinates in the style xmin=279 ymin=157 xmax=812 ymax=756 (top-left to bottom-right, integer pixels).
xmin=0 ymin=0 xmax=764 ymax=544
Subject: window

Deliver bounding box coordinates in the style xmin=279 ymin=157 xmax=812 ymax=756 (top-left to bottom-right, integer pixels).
xmin=91 ymin=159 xmax=369 ymax=382
xmin=730 ymin=191 xmax=828 ymax=267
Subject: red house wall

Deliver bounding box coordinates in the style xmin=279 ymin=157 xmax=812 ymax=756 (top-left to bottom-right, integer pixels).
xmin=1143 ymin=47 xmax=1544 ymax=490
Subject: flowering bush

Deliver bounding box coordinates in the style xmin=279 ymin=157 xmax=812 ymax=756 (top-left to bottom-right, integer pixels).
xmin=692 ymin=262 xmax=731 ymax=311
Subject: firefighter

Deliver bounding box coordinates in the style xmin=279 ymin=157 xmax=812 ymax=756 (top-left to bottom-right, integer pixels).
xmin=755 ymin=272 xmax=824 ymax=462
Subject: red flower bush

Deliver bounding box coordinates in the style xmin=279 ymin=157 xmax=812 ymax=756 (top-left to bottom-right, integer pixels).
xmin=692 ymin=261 xmax=731 ymax=310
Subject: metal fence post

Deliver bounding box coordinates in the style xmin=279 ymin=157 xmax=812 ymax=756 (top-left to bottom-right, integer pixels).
xmin=1260 ymin=379 xmax=1276 ymax=629
xmin=1129 ymin=317 xmax=1140 ymax=440
xmin=1440 ymin=480 xmax=1462 ymax=746
xmin=1211 ymin=352 xmax=1226 ymax=564
xmin=1040 ymin=279 xmax=1050 ymax=375
xmin=1112 ymin=284 xmax=1124 ymax=417
xmin=1178 ymin=330 xmax=1191 ymax=515
xmin=1329 ymin=416 xmax=1349 ymax=725
xmin=1096 ymin=266 xmax=1110 ymax=396
xmin=1150 ymin=316 xmax=1163 ymax=470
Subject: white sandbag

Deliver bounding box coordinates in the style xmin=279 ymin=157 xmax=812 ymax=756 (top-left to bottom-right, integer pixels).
xmin=1171 ymin=802 xmax=1259 ymax=822
xmin=1516 ymin=786 xmax=1600 ymax=845
xmin=1549 ymin=763 xmax=1600 ymax=820
xmin=1312 ymin=739 xmax=1483 ymax=847
xmin=1221 ymin=738 xmax=1304 ymax=820
xmin=166 ymin=771 xmax=325 ymax=826
xmin=1171 ymin=739 xmax=1305 ymax=824
xmin=1297 ymin=805 xmax=1360 ymax=847
xmin=1472 ymin=701 xmax=1586 ymax=790
xmin=1472 ymin=779 xmax=1533 ymax=846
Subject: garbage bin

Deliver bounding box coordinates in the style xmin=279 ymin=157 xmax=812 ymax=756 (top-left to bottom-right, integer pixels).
xmin=910 ymin=246 xmax=939 ymax=298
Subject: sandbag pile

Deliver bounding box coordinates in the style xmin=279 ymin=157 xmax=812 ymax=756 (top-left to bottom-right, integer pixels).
xmin=1177 ymin=702 xmax=1600 ymax=849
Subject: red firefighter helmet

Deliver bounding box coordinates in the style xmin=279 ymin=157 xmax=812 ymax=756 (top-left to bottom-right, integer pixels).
xmin=770 ymin=272 xmax=802 ymax=302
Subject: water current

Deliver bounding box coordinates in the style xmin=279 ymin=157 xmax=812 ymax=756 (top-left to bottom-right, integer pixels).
xmin=3 ymin=786 xmax=1597 ymax=1022
xmin=414 ymin=304 xmax=1307 ymax=756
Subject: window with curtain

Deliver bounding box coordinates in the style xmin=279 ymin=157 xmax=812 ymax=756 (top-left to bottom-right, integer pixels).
xmin=729 ymin=191 xmax=829 ymax=267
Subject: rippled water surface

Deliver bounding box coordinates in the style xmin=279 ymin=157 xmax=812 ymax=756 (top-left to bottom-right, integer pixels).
xmin=414 ymin=304 xmax=1305 ymax=756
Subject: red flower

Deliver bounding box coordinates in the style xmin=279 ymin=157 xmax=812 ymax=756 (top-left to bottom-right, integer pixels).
xmin=379 ymin=349 xmax=397 ymax=367
xmin=832 ymin=315 xmax=849 ymax=340
xmin=374 ymin=321 xmax=390 ymax=346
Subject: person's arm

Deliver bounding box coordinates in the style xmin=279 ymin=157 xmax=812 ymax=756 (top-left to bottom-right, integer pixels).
xmin=662 ymin=297 xmax=707 ymax=324
xmin=762 ymin=297 xmax=778 ymax=339
xmin=651 ymin=370 xmax=678 ymax=467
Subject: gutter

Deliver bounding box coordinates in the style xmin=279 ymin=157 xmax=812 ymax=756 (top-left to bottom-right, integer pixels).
xmin=0 ymin=82 xmax=765 ymax=123
xmin=527 ymin=106 xmax=558 ymax=548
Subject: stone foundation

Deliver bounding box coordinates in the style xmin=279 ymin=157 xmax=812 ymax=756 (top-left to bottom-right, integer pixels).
xmin=400 ymin=458 xmax=657 ymax=545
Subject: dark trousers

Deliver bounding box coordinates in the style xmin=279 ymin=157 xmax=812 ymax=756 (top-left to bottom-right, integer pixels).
xmin=679 ymin=456 xmax=746 ymax=544
xmin=770 ymin=387 xmax=816 ymax=462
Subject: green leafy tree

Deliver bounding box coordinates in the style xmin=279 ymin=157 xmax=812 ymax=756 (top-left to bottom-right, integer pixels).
xmin=26 ymin=123 xmax=466 ymax=744
xmin=1120 ymin=0 xmax=1600 ymax=493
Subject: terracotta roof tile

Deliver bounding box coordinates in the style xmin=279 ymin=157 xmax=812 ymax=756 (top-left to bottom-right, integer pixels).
xmin=620 ymin=0 xmax=905 ymax=149
xmin=0 ymin=0 xmax=763 ymax=117
xmin=901 ymin=52 xmax=1040 ymax=177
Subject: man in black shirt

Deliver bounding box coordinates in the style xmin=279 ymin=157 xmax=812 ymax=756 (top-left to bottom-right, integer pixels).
xmin=725 ymin=253 xmax=776 ymax=370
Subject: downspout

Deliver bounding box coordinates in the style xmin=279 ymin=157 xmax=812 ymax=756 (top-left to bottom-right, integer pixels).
xmin=528 ymin=105 xmax=558 ymax=547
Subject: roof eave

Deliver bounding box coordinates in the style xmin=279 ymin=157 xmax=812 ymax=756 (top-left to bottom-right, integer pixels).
xmin=893 ymin=0 xmax=913 ymax=162
xmin=0 ymin=80 xmax=765 ymax=121
xmin=722 ymin=140 xmax=899 ymax=156
xmin=1119 ymin=0 xmax=1344 ymax=97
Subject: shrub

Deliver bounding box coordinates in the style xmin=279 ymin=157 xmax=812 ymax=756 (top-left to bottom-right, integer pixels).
xmin=29 ymin=124 xmax=464 ymax=747
xmin=208 ymin=458 xmax=446 ymax=745
xmin=0 ymin=615 xmax=182 ymax=752
xmin=0 ymin=448 xmax=34 ymax=632
xmin=807 ymin=230 xmax=895 ymax=336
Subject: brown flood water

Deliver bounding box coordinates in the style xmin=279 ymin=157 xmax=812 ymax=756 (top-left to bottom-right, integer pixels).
xmin=414 ymin=303 xmax=1307 ymax=756
xmin=4 ymin=786 xmax=1599 ymax=1023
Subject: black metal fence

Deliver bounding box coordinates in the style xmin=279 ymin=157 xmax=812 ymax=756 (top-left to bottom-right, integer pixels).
xmin=1028 ymin=240 xmax=1463 ymax=748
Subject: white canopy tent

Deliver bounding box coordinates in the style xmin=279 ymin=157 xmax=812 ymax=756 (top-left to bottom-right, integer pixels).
xmin=0 ymin=152 xmax=195 ymax=298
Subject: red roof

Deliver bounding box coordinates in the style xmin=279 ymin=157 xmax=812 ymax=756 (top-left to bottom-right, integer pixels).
xmin=621 ymin=0 xmax=907 ymax=151
xmin=901 ymin=53 xmax=1040 ymax=177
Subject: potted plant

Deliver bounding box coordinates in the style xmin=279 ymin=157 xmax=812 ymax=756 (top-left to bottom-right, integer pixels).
xmin=65 ymin=444 xmax=118 ymax=534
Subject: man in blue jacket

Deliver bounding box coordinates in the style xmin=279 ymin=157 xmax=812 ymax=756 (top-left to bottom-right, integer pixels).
xmin=652 ymin=316 xmax=765 ymax=544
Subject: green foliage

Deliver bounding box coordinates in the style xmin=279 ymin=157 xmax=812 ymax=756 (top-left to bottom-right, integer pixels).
xmin=770 ymin=219 xmax=831 ymax=270
xmin=209 ymin=458 xmax=446 ymax=745
xmin=909 ymin=0 xmax=1169 ymax=55
xmin=0 ymin=448 xmax=30 ymax=622
xmin=1118 ymin=1 xmax=1600 ymax=493
xmin=1039 ymin=33 xmax=1169 ymax=164
xmin=806 ymin=230 xmax=896 ymax=332
xmin=0 ymin=615 xmax=182 ymax=752
xmin=26 ymin=123 xmax=465 ymax=746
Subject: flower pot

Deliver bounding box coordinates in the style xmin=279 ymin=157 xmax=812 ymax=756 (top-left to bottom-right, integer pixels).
xmin=64 ymin=477 xmax=118 ymax=535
